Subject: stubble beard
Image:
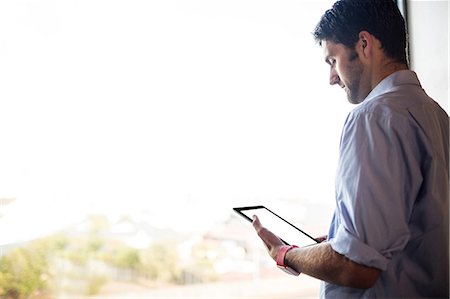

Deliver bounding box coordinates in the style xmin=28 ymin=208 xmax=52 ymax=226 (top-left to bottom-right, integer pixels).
xmin=346 ymin=80 xmax=362 ymax=104
xmin=345 ymin=58 xmax=365 ymax=105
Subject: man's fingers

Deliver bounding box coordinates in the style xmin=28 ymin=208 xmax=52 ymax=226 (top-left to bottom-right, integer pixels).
xmin=252 ymin=215 xmax=272 ymax=240
xmin=252 ymin=215 xmax=281 ymax=243
xmin=315 ymin=235 xmax=327 ymax=243
xmin=252 ymin=215 xmax=262 ymax=231
xmin=251 ymin=214 xmax=285 ymax=260
xmin=252 ymin=215 xmax=271 ymax=247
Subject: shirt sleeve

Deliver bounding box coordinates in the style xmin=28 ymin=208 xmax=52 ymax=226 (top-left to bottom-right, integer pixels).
xmin=329 ymin=108 xmax=423 ymax=271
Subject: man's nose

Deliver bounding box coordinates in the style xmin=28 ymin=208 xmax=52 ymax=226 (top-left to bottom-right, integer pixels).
xmin=329 ymin=70 xmax=340 ymax=86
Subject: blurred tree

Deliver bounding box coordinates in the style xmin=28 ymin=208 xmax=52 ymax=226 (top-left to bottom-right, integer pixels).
xmin=112 ymin=247 xmax=140 ymax=270
xmin=139 ymin=242 xmax=181 ymax=283
xmin=0 ymin=247 xmax=48 ymax=299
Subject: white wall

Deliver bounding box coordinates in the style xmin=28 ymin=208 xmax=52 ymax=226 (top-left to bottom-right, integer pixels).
xmin=408 ymin=0 xmax=449 ymax=113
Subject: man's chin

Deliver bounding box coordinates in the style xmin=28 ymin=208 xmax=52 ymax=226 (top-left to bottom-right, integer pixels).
xmin=345 ymin=91 xmax=357 ymax=104
xmin=346 ymin=91 xmax=365 ymax=105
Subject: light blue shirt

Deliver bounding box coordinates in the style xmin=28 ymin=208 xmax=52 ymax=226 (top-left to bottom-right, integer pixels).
xmin=322 ymin=70 xmax=449 ymax=298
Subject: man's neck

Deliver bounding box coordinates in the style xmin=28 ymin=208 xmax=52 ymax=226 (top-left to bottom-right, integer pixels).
xmin=371 ymin=60 xmax=409 ymax=89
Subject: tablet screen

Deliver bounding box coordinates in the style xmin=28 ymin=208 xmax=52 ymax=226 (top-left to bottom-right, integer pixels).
xmin=233 ymin=205 xmax=319 ymax=247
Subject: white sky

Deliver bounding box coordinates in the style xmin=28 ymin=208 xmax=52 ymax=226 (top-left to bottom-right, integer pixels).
xmin=0 ymin=0 xmax=353 ymax=244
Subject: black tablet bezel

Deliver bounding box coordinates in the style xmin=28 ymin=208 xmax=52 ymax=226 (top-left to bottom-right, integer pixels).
xmin=233 ymin=205 xmax=320 ymax=246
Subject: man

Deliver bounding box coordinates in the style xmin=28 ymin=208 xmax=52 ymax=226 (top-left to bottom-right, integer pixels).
xmin=252 ymin=0 xmax=449 ymax=298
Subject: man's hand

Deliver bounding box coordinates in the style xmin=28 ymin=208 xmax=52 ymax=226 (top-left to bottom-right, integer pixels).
xmin=252 ymin=216 xmax=380 ymax=288
xmin=251 ymin=215 xmax=285 ymax=261
xmin=315 ymin=235 xmax=327 ymax=243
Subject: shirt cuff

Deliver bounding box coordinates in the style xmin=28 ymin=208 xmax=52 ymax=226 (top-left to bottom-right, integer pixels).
xmin=329 ymin=224 xmax=389 ymax=271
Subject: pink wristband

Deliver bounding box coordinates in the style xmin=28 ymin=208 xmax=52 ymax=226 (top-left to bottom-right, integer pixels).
xmin=276 ymin=245 xmax=299 ymax=276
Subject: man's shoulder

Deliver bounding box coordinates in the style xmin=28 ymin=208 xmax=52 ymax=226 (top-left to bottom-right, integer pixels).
xmin=352 ymin=70 xmax=434 ymax=116
xmin=348 ymin=94 xmax=410 ymax=123
xmin=351 ymin=84 xmax=440 ymax=121
xmin=344 ymin=88 xmax=449 ymax=145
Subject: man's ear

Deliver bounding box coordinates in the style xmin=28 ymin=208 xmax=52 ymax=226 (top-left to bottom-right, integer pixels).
xmin=358 ymin=31 xmax=373 ymax=59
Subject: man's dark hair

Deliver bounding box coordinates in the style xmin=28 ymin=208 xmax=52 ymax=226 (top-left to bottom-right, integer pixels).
xmin=313 ymin=0 xmax=408 ymax=65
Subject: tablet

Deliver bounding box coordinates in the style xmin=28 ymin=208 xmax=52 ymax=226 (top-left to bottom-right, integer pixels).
xmin=233 ymin=205 xmax=319 ymax=247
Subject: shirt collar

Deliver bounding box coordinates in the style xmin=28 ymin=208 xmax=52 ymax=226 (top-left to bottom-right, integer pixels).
xmin=365 ymin=70 xmax=421 ymax=102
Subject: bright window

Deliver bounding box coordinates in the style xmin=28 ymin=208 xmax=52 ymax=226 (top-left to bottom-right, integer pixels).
xmin=0 ymin=1 xmax=353 ymax=297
